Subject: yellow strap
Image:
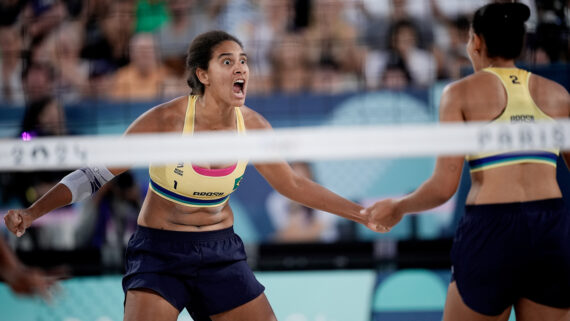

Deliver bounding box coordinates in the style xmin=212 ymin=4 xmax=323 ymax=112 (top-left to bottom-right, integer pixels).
xmin=235 ymin=107 xmax=246 ymax=133
xmin=183 ymin=95 xmax=196 ymax=134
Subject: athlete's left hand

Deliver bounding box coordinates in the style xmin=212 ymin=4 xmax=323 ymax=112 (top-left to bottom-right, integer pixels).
xmin=361 ymin=198 xmax=404 ymax=233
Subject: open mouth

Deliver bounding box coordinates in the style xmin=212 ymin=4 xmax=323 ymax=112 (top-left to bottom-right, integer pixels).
xmin=233 ymin=79 xmax=245 ymax=97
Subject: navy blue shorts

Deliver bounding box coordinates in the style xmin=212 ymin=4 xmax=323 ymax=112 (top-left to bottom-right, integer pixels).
xmin=451 ymin=198 xmax=570 ymax=315
xmin=122 ymin=226 xmax=265 ymax=320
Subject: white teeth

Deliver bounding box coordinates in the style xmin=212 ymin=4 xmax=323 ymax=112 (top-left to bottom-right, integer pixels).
xmin=235 ymin=79 xmax=244 ymax=84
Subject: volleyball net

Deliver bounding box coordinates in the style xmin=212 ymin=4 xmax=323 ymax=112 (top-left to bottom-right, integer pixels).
xmin=1 ymin=120 xmax=568 ymax=171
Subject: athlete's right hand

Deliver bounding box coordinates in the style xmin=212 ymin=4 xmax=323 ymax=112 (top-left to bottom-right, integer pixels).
xmin=3 ymin=264 xmax=68 ymax=302
xmin=4 ymin=209 xmax=34 ymax=237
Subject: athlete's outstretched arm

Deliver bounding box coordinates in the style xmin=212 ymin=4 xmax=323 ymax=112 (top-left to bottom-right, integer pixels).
xmin=3 ymin=100 xmax=168 ymax=237
xmin=362 ymin=83 xmax=465 ymax=231
xmin=242 ymin=107 xmax=369 ymax=229
xmin=255 ymin=161 xmax=366 ymax=226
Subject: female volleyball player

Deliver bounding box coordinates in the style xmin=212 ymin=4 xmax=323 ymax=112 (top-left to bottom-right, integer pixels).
xmin=362 ymin=3 xmax=570 ymax=321
xmin=4 ymin=30 xmax=375 ymax=321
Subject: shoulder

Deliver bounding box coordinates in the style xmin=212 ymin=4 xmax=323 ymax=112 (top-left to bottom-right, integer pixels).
xmin=529 ymin=73 xmax=569 ymax=98
xmin=441 ymin=71 xmax=502 ymax=109
xmin=529 ymin=73 xmax=570 ymax=117
xmin=443 ymin=71 xmax=498 ymax=97
xmin=438 ymin=74 xmax=492 ymax=122
xmin=240 ymin=105 xmax=272 ymax=130
xmin=125 ymin=96 xmax=188 ymax=135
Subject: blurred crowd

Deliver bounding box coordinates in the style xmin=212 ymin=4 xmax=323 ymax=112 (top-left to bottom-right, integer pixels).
xmin=0 ymin=0 xmax=568 ymax=107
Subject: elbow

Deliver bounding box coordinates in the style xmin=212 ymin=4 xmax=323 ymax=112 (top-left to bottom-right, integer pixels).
xmin=275 ymin=175 xmax=304 ymax=200
xmin=435 ymin=185 xmax=456 ymax=204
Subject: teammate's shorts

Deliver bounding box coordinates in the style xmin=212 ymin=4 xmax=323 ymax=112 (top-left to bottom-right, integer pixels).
xmin=122 ymin=225 xmax=265 ymax=320
xmin=451 ymin=198 xmax=570 ymax=315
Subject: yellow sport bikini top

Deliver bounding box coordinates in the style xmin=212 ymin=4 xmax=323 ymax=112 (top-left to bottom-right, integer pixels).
xmin=466 ymin=67 xmax=559 ymax=172
xmin=148 ymin=95 xmax=247 ymax=207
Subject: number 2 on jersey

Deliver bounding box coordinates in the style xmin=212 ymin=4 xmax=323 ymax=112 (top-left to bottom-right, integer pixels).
xmin=509 ymin=75 xmax=521 ymax=84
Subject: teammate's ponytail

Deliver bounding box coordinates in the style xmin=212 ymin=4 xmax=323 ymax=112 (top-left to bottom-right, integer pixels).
xmin=472 ymin=2 xmax=531 ymax=59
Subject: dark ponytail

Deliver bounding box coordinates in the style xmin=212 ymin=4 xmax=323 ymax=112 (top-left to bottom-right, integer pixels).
xmin=472 ymin=2 xmax=530 ymax=59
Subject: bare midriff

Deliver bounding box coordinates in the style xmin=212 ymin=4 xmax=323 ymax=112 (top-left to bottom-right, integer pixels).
xmin=467 ymin=163 xmax=561 ymax=204
xmin=137 ymin=191 xmax=234 ymax=231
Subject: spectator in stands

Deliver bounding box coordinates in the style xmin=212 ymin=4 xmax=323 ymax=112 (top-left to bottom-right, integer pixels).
xmin=269 ymin=33 xmax=311 ymax=94
xmin=20 ymin=0 xmax=68 ymax=43
xmin=42 ymin=22 xmax=89 ymax=104
xmin=429 ymin=0 xmax=472 ymax=79
xmin=135 ymin=0 xmax=169 ymax=33
xmin=80 ymin=0 xmax=112 ymax=27
xmin=389 ymin=20 xmax=436 ymax=86
xmin=83 ymin=60 xmax=115 ymax=100
xmin=527 ymin=0 xmax=569 ymax=63
xmin=358 ymin=0 xmax=434 ymax=52
xmin=110 ymin=33 xmax=167 ymax=101
xmin=303 ymin=0 xmax=364 ymax=87
xmin=21 ymin=61 xmax=56 ymax=105
xmin=81 ymin=0 xmax=135 ymax=71
xmin=0 ymin=25 xmax=25 ymax=105
xmin=154 ymin=0 xmax=214 ymax=99
xmin=155 ymin=0 xmax=213 ymax=76
xmin=380 ymin=55 xmax=412 ymax=90
xmin=243 ymin=0 xmax=295 ymax=96
xmin=434 ymin=15 xmax=472 ymax=79
xmin=365 ymin=20 xmax=436 ymax=89
xmin=208 ymin=0 xmax=258 ymax=40
xmin=310 ymin=57 xmax=360 ymax=94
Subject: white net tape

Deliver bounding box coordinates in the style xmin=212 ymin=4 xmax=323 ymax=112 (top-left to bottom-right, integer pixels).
xmin=0 ymin=120 xmax=568 ymax=171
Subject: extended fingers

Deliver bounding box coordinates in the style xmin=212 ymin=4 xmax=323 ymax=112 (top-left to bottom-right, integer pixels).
xmin=26 ymin=269 xmax=61 ymax=302
xmin=376 ymin=225 xmax=391 ymax=233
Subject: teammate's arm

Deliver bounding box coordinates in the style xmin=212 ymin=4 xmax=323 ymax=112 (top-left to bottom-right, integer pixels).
xmin=395 ymin=83 xmax=465 ymax=212
xmin=4 ymin=103 xmax=163 ymax=237
xmin=242 ymin=107 xmax=367 ymax=227
xmin=363 ymin=83 xmax=466 ymax=230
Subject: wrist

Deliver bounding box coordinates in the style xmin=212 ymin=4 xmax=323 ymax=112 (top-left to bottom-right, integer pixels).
xmin=394 ymin=198 xmax=407 ymax=217
xmin=355 ymin=205 xmax=366 ymax=224
xmin=25 ymin=206 xmax=41 ymax=221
